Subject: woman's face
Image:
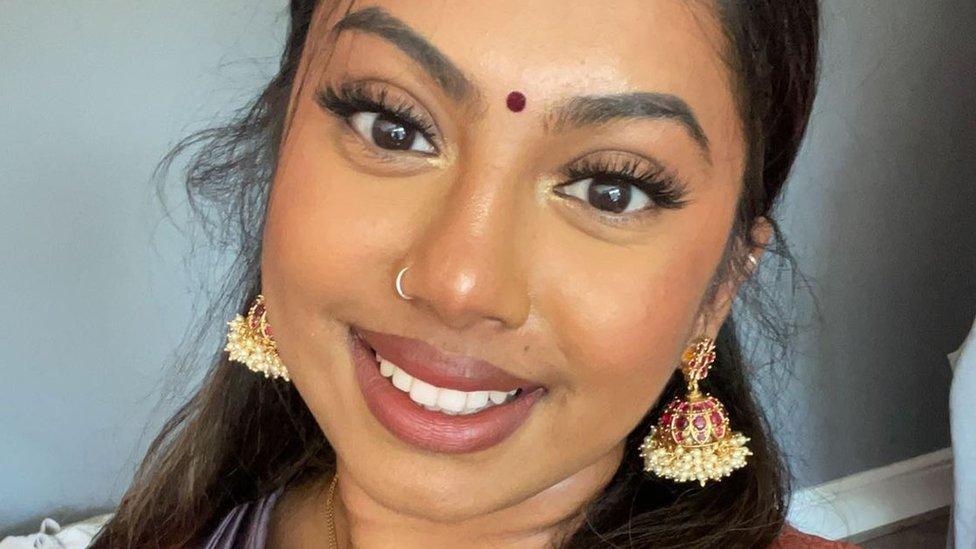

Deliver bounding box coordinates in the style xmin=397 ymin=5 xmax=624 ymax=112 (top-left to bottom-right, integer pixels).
xmin=262 ymin=0 xmax=757 ymax=522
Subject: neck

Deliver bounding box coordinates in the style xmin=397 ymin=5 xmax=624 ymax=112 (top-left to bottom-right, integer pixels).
xmin=278 ymin=442 xmax=624 ymax=549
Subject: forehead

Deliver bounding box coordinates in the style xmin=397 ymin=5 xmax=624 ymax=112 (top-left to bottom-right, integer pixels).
xmin=319 ymin=0 xmax=745 ymax=173
xmin=374 ymin=1 xmax=724 ymax=84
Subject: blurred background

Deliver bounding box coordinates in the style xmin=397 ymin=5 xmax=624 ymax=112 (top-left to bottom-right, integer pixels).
xmin=2 ymin=1 xmax=974 ymax=544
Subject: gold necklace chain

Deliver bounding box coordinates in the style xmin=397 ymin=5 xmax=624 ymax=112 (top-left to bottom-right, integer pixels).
xmin=325 ymin=473 xmax=339 ymax=549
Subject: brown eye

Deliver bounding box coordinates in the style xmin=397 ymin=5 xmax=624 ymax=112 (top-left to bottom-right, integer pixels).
xmin=556 ymin=176 xmax=652 ymax=214
xmin=349 ymin=111 xmax=435 ymax=154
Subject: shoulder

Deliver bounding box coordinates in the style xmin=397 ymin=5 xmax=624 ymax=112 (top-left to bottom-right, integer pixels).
xmin=202 ymin=487 xmax=285 ymax=547
xmin=769 ymin=524 xmax=863 ymax=548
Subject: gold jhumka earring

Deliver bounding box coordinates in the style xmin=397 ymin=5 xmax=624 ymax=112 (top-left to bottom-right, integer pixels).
xmin=639 ymin=336 xmax=751 ymax=487
xmin=224 ymin=294 xmax=290 ymax=381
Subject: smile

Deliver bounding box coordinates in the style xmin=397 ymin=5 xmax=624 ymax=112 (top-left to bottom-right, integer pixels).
xmin=348 ymin=325 xmax=546 ymax=453
xmin=379 ymin=354 xmax=522 ymax=415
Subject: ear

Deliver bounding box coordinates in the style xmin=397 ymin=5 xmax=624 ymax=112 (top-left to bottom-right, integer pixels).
xmin=692 ymin=217 xmax=774 ymax=340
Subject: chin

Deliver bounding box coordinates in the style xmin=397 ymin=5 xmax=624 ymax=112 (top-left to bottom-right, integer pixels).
xmin=350 ymin=453 xmax=551 ymax=521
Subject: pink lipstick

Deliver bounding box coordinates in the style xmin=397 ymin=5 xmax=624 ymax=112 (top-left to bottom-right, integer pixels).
xmin=348 ymin=326 xmax=546 ymax=453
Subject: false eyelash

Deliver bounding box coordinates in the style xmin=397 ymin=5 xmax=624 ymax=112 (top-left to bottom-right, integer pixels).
xmin=564 ymin=156 xmax=690 ymax=210
xmin=315 ymin=82 xmax=438 ymax=145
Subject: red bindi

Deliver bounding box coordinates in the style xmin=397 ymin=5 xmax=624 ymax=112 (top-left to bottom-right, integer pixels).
xmin=506 ymin=91 xmax=526 ymax=112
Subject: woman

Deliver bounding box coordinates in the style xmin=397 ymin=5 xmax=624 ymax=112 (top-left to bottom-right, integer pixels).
xmin=89 ymin=1 xmax=854 ymax=547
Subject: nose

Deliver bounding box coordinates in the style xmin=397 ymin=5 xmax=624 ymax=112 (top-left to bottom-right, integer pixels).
xmin=398 ymin=170 xmax=531 ymax=331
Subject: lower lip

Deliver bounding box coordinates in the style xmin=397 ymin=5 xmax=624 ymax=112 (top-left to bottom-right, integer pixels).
xmin=349 ymin=327 xmax=545 ymax=454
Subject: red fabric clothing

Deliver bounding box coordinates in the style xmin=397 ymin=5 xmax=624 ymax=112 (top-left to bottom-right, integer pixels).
xmin=770 ymin=524 xmax=862 ymax=548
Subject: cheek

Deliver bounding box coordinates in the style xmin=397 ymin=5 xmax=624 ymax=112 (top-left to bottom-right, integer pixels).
xmin=543 ymin=251 xmax=698 ymax=392
xmin=536 ymin=212 xmax=730 ymax=414
xmin=262 ymin=120 xmax=401 ymax=317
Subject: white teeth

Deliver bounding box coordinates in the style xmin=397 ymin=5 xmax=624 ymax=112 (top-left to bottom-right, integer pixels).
xmin=391 ymin=367 xmax=413 ymax=392
xmin=465 ymin=391 xmax=490 ymax=411
xmin=437 ymin=388 xmax=468 ymax=414
xmin=376 ymin=356 xmax=522 ymax=415
xmin=409 ymin=379 xmax=440 ymax=407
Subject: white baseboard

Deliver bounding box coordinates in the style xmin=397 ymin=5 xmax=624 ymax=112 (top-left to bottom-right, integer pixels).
xmin=786 ymin=447 xmax=953 ymax=541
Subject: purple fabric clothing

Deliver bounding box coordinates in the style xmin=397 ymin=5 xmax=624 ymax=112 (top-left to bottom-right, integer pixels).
xmin=202 ymin=487 xmax=285 ymax=549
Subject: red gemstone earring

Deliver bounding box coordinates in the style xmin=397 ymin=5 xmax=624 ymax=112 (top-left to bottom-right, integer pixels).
xmin=639 ymin=336 xmax=751 ymax=486
xmin=224 ymin=294 xmax=290 ymax=381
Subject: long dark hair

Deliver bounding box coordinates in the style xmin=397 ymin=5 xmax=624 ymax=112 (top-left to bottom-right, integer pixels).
xmin=92 ymin=1 xmax=820 ymax=547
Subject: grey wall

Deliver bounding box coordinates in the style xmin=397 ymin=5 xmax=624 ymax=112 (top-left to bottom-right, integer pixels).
xmin=0 ymin=0 xmax=289 ymax=531
xmin=758 ymin=0 xmax=976 ymax=486
xmin=1 ymin=0 xmax=974 ymax=533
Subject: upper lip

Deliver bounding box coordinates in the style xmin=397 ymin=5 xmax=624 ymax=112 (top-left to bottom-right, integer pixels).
xmin=353 ymin=326 xmax=544 ymax=393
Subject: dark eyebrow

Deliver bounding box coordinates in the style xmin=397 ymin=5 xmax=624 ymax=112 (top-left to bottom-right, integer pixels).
xmin=333 ymin=8 xmax=708 ymax=160
xmin=547 ymin=93 xmax=711 ymax=160
xmin=333 ymin=7 xmax=475 ymax=103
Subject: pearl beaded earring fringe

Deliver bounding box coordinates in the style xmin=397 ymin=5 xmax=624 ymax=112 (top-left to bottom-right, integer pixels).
xmin=639 ymin=336 xmax=751 ymax=486
xmin=224 ymin=294 xmax=291 ymax=381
